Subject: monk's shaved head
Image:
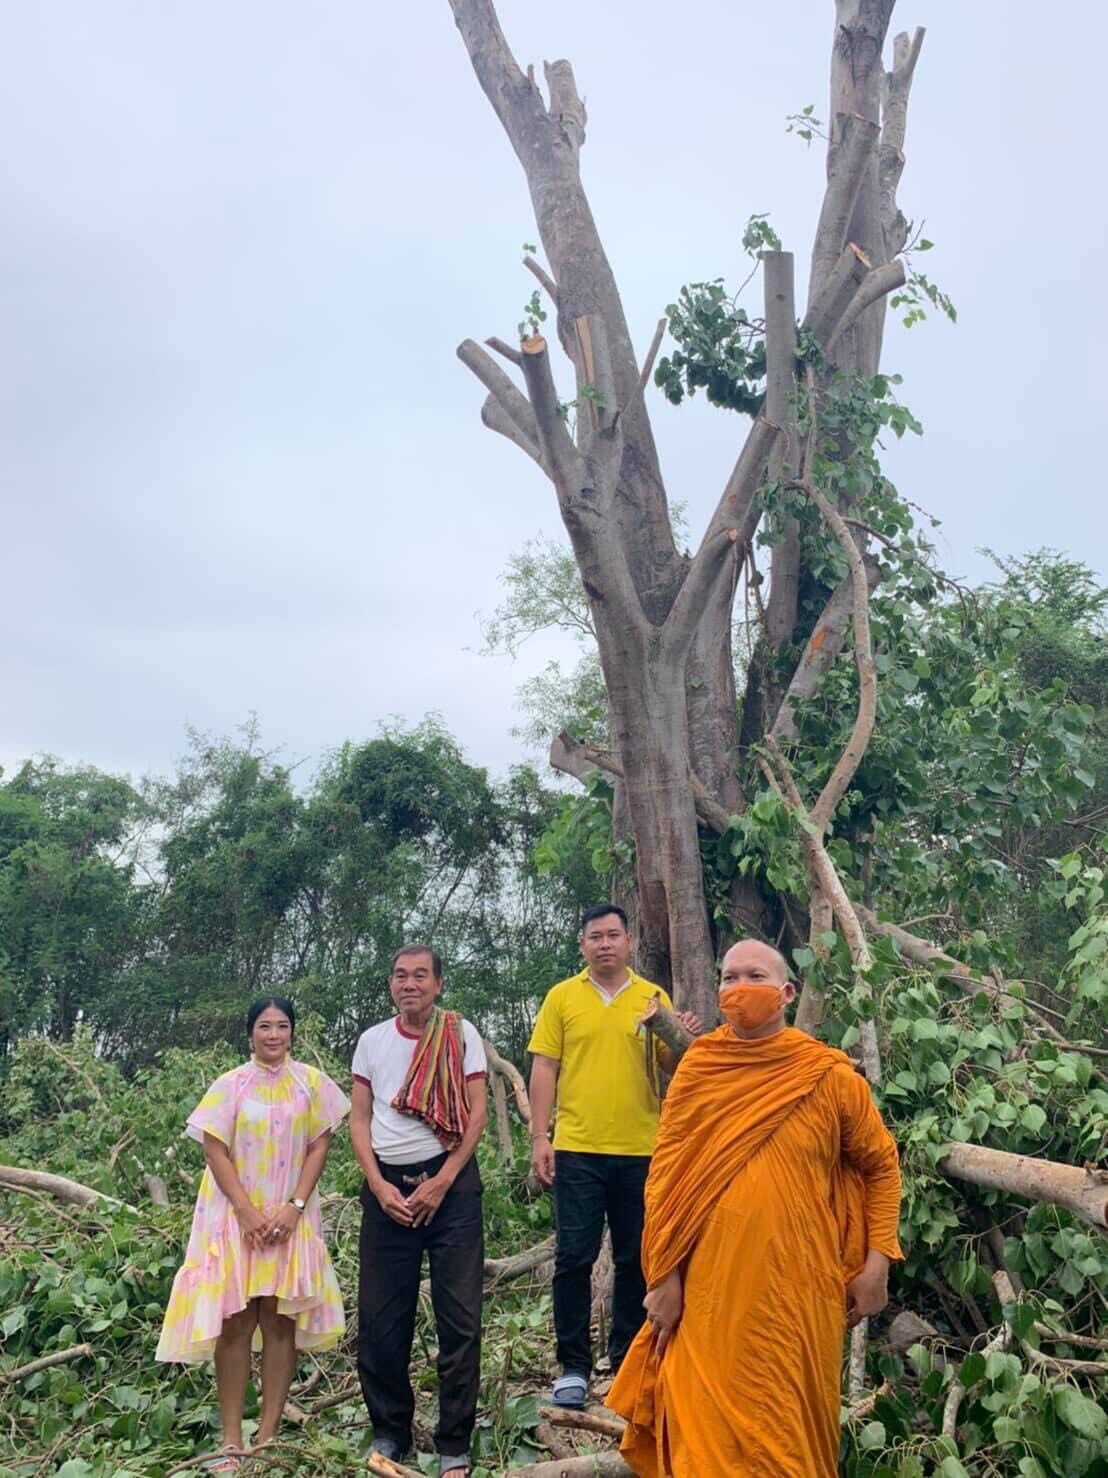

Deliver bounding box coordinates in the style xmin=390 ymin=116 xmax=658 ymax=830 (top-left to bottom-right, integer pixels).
xmin=720 ymin=939 xmax=790 ymax=984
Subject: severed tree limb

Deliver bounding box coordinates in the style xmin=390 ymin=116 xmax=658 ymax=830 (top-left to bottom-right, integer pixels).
xmin=854 ymin=905 xmax=1092 ymax=1059
xmin=809 ymin=115 xmax=881 ymax=301
xmin=481 ymin=393 xmax=542 ymax=464
xmin=939 ymin=1143 xmax=1108 ymax=1234
xmin=499 ymin=1456 xmax=631 ymax=1477
xmin=483 ymin=1236 xmax=556 ymax=1287
xmin=826 ymin=259 xmax=906 ymax=355
xmin=524 ymin=254 xmax=559 ymax=305
xmin=880 ymin=28 xmax=926 ymax=258
xmin=143 ymin=1174 xmax=170 ymax=1208
xmin=366 ymin=1456 xmax=424 ymax=1478
xmin=942 ymin=1315 xmax=1012 ymax=1440
xmin=519 ymin=335 xmax=585 ymax=490
xmin=640 ymin=996 xmax=695 ymax=1059
xmin=534 ymin=1422 xmax=576 ymax=1461
xmin=538 ymin=1407 xmax=626 ymax=1439
xmin=802 ymin=242 xmax=872 ymax=352
xmin=485 ymin=334 xmax=523 ymax=366
xmin=457 ymin=337 xmax=540 ymax=449
xmin=0 ymin=1165 xmax=127 ymax=1210
xmin=0 ymin=1343 xmax=93 ymax=1384
xmin=848 ymin=1321 xmax=869 ymax=1397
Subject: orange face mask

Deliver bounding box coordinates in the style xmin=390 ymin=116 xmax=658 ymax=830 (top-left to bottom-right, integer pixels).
xmin=720 ymin=981 xmax=784 ymax=1032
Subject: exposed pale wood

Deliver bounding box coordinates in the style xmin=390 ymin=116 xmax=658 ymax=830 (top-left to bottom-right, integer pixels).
xmin=0 ymin=1343 xmax=93 ymax=1384
xmin=940 ymin=1143 xmax=1108 ymax=1233
xmin=0 ymin=1165 xmax=124 ymax=1209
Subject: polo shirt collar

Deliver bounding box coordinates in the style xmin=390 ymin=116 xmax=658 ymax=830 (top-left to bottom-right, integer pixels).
xmin=583 ymin=967 xmax=634 ymax=1004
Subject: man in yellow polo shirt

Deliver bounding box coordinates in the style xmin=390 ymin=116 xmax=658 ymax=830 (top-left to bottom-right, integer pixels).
xmin=528 ymin=903 xmax=701 ymax=1408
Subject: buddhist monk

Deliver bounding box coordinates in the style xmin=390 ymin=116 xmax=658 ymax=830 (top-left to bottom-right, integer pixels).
xmin=607 ymin=939 xmax=902 ymax=1477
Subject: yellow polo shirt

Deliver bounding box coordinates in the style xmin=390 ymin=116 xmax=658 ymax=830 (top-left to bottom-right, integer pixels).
xmin=527 ymin=968 xmax=673 ymax=1156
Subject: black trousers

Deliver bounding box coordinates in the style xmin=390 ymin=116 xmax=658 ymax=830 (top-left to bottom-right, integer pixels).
xmin=357 ymin=1153 xmax=483 ymax=1456
xmin=552 ymin=1150 xmax=650 ymax=1377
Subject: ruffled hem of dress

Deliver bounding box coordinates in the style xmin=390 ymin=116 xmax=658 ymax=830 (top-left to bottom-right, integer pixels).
xmin=155 ymin=1219 xmax=345 ymax=1364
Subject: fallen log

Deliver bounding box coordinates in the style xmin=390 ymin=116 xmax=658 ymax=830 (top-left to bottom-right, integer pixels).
xmin=0 ymin=1343 xmax=93 ymax=1384
xmin=501 ymin=1456 xmax=631 ymax=1477
xmin=484 ymin=1236 xmax=556 ymax=1285
xmin=640 ymin=998 xmax=694 ymax=1059
xmin=939 ymin=1142 xmax=1108 ymax=1232
xmin=538 ymin=1406 xmax=626 ymax=1439
xmin=0 ymin=1165 xmax=127 ymax=1210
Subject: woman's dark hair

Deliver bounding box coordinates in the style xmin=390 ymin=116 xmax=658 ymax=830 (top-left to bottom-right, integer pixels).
xmin=246 ymin=996 xmax=296 ymax=1043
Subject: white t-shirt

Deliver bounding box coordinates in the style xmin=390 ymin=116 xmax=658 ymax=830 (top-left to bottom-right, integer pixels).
xmin=351 ymin=1016 xmax=488 ymax=1164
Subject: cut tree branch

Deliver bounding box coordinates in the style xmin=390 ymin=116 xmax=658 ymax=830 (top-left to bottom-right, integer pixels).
xmin=457 ymin=338 xmax=540 ymax=451
xmin=939 ymin=1143 xmax=1108 ymax=1234
xmin=803 ymin=241 xmax=872 ymax=352
xmin=809 ymin=115 xmax=880 ymax=302
xmin=880 ymin=28 xmax=926 ymax=257
xmin=524 ymin=254 xmax=559 ymax=305
xmin=0 ymin=1165 xmax=126 ymax=1210
xmin=826 ymin=259 xmax=906 ymax=354
xmin=480 ymin=394 xmax=542 ymax=464
xmin=519 ymin=335 xmax=583 ymax=489
xmin=0 ymin=1343 xmax=93 ymax=1384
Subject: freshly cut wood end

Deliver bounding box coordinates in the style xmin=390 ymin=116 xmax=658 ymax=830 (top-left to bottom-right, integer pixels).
xmin=522 ymin=334 xmax=548 ymax=355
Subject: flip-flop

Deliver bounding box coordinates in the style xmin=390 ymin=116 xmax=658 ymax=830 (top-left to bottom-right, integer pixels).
xmin=552 ymin=1372 xmax=588 ymax=1408
xmin=201 ymin=1447 xmax=243 ymax=1473
xmin=439 ymin=1458 xmax=470 ymax=1476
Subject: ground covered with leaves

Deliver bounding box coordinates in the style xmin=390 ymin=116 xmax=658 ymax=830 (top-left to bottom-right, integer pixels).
xmin=6 ymin=971 xmax=1108 ymax=1477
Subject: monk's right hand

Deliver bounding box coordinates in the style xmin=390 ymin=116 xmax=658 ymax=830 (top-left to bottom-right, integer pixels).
xmin=375 ymin=1182 xmax=415 ymax=1226
xmin=531 ymin=1135 xmax=556 ymax=1187
xmin=644 ymin=1268 xmax=684 ymax=1355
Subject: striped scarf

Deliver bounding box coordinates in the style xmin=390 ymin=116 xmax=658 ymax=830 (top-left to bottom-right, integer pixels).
xmin=391 ymin=1008 xmax=470 ymax=1149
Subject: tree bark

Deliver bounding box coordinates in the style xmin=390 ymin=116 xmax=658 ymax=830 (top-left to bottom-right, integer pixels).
xmin=939 ymin=1143 xmax=1108 ymax=1234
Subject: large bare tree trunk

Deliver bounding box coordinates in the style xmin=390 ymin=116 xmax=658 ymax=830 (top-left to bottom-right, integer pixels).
xmin=450 ymin=0 xmax=922 ymax=1021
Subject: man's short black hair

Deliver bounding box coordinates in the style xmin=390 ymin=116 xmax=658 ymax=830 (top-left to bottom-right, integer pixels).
xmin=579 ymin=903 xmax=629 ymax=934
xmin=390 ymin=943 xmax=443 ymax=979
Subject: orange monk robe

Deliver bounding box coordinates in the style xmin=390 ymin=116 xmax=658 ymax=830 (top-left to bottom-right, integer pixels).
xmin=607 ymin=1026 xmax=902 ymax=1478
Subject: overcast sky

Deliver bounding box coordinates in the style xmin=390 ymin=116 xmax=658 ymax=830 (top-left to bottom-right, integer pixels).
xmin=3 ymin=1 xmax=1104 ymax=788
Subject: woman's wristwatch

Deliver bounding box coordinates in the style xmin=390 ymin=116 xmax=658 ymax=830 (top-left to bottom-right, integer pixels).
xmin=289 ymin=1197 xmax=306 ymax=1213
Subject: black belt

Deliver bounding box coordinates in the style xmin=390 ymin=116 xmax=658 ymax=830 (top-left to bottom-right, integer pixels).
xmin=374 ymin=1150 xmax=448 ymax=1188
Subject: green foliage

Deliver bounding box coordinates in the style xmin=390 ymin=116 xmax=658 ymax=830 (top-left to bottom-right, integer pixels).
xmin=655 ymin=277 xmax=767 ymax=414
xmin=0 ymin=1039 xmax=582 ymax=1477
xmin=517 ymin=289 xmax=546 ymax=342
xmin=785 ymin=103 xmax=825 ymax=145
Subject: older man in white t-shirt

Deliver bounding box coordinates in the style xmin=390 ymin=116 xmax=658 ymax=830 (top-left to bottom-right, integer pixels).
xmin=350 ymin=944 xmax=488 ymax=1477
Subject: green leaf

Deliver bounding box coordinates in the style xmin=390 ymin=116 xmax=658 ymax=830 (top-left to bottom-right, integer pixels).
xmin=911 ymin=1018 xmax=939 ymax=1041
xmin=1054 ymin=1383 xmax=1108 ymax=1438
xmin=859 ymin=1420 xmax=887 ymax=1451
xmin=939 ymin=1458 xmax=970 ymax=1478
xmin=958 ymin=1352 xmax=986 ymax=1386
xmin=1 ymin=1305 xmax=26 ymax=1338
xmin=1020 ymin=1103 xmax=1047 ymax=1134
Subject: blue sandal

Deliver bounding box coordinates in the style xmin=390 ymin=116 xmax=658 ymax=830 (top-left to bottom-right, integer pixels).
xmin=552 ymin=1372 xmax=588 ymax=1408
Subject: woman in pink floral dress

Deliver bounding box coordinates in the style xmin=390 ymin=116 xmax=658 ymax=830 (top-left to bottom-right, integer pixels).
xmin=157 ymin=997 xmax=349 ymax=1470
